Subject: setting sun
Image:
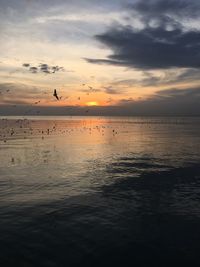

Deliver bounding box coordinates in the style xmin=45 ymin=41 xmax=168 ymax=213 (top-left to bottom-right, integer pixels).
xmin=86 ymin=101 xmax=99 ymax=106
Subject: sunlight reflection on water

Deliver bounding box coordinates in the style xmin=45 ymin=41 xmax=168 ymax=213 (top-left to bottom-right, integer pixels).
xmin=0 ymin=116 xmax=200 ymax=203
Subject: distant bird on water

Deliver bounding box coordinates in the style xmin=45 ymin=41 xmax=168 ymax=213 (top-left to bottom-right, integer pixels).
xmin=53 ymin=89 xmax=59 ymax=100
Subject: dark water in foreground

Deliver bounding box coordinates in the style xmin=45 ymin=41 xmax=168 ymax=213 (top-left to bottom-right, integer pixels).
xmin=0 ymin=116 xmax=200 ymax=266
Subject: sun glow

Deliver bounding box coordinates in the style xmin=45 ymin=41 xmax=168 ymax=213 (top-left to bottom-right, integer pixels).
xmin=86 ymin=101 xmax=99 ymax=106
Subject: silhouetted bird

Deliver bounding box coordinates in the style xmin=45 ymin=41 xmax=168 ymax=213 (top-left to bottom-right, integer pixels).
xmin=53 ymin=89 xmax=59 ymax=100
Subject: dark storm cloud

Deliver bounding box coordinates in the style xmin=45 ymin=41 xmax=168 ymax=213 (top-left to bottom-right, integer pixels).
xmin=86 ymin=0 xmax=200 ymax=70
xmin=86 ymin=26 xmax=200 ymax=70
xmin=22 ymin=63 xmax=65 ymax=74
xmin=130 ymin=0 xmax=200 ymax=20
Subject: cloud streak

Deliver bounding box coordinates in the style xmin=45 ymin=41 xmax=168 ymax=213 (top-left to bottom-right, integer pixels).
xmin=0 ymin=82 xmax=49 ymax=105
xmin=112 ymin=68 xmax=200 ymax=88
xmin=116 ymin=86 xmax=200 ymax=116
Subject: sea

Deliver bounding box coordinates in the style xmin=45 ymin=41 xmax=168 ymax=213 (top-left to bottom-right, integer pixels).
xmin=0 ymin=116 xmax=200 ymax=266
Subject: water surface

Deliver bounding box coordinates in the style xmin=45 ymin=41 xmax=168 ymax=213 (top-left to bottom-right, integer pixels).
xmin=1 ymin=116 xmax=200 ymax=266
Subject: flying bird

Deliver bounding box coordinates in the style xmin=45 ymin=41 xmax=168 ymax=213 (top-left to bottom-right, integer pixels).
xmin=53 ymin=89 xmax=59 ymax=100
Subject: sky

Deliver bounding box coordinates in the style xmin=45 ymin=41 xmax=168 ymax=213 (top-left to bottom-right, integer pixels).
xmin=0 ymin=0 xmax=200 ymax=116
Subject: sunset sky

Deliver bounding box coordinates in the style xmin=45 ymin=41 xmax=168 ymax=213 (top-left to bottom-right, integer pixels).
xmin=1 ymin=0 xmax=200 ymax=115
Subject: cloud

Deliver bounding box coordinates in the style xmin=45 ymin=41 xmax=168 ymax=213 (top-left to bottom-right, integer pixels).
xmin=80 ymin=85 xmax=123 ymax=95
xmin=86 ymin=0 xmax=200 ymax=70
xmin=113 ymin=68 xmax=200 ymax=88
xmin=29 ymin=66 xmax=38 ymax=73
xmin=130 ymin=0 xmax=200 ymax=21
xmin=81 ymin=88 xmax=101 ymax=94
xmin=0 ymin=0 xmax=126 ymax=46
xmin=115 ymin=86 xmax=200 ymax=116
xmin=22 ymin=63 xmax=65 ymax=74
xmin=0 ymin=99 xmax=30 ymax=105
xmin=0 ymin=82 xmax=48 ymax=105
xmin=119 ymin=86 xmax=200 ymax=103
xmin=103 ymin=86 xmax=120 ymax=94
xmin=155 ymin=86 xmax=200 ymax=98
xmin=22 ymin=63 xmax=30 ymax=67
xmin=86 ymin=25 xmax=200 ymax=70
xmin=118 ymin=97 xmax=134 ymax=104
xmin=39 ymin=64 xmax=50 ymax=73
